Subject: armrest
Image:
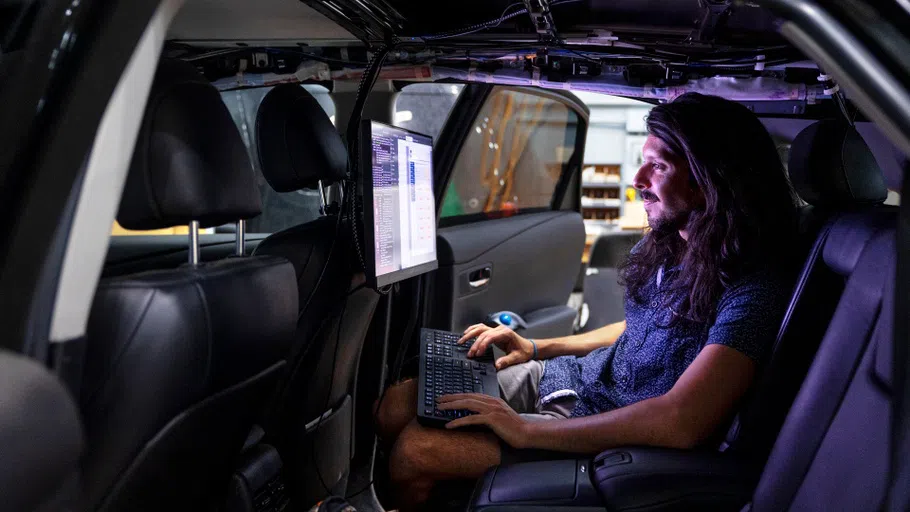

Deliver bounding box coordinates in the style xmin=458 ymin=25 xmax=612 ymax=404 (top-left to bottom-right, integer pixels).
xmin=468 ymin=459 xmax=606 ymax=511
xmin=593 ymin=447 xmax=755 ymax=511
xmin=518 ymin=305 xmax=578 ymax=339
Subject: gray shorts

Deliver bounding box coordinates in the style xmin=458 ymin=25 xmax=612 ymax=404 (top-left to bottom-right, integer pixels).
xmin=495 ymin=359 xmax=578 ymax=464
xmin=497 ymin=359 xmax=576 ymax=421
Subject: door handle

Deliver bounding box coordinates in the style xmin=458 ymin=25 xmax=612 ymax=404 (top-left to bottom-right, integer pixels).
xmin=469 ymin=267 xmax=492 ymax=288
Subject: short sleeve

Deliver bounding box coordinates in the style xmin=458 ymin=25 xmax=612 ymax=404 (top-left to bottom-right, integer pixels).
xmin=706 ymin=273 xmax=789 ymax=363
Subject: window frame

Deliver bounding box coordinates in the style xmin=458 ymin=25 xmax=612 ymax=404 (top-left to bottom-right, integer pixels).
xmin=430 ymin=84 xmax=589 ymax=229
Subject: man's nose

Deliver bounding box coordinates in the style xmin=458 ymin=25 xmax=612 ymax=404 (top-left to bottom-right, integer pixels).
xmin=633 ymin=165 xmax=650 ymax=190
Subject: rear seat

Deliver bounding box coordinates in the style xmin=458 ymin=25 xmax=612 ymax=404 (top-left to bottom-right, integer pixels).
xmin=744 ymin=214 xmax=897 ymax=510
xmin=720 ymin=120 xmax=890 ymax=468
xmin=466 ymin=121 xmax=894 ymax=511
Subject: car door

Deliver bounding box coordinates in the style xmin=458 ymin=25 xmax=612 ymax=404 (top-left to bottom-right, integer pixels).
xmin=425 ymin=84 xmax=589 ymax=339
xmin=0 ymin=0 xmax=167 ymax=509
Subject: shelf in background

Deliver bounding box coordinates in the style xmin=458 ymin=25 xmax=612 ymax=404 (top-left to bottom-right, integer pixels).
xmin=581 ymin=198 xmax=622 ymax=208
xmin=581 ymin=181 xmax=621 ymax=188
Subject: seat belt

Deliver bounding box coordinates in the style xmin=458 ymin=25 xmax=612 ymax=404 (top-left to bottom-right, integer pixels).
xmin=886 ymin=163 xmax=910 ymax=511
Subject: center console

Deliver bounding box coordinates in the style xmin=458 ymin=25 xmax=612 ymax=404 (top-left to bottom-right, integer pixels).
xmin=468 ymin=447 xmax=756 ymax=512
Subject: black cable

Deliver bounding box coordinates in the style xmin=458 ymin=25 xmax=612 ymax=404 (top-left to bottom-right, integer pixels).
xmin=420 ymin=2 xmax=526 ymax=40
xmin=414 ymin=0 xmax=584 ymax=41
xmin=298 ymin=203 xmax=344 ymax=322
xmin=267 ymin=47 xmax=369 ymax=66
xmin=344 ymin=478 xmax=376 ymax=501
xmin=833 ymin=92 xmax=854 ymax=127
xmin=345 ymin=43 xmax=395 ymax=293
xmin=372 ymin=279 xmax=421 ymax=429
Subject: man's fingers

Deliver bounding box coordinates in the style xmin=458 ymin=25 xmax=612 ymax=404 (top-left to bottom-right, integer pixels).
xmin=445 ymin=414 xmax=486 ymax=429
xmin=459 ymin=324 xmax=489 ymax=344
xmin=436 ymin=398 xmax=491 ymax=413
xmin=437 ymin=392 xmax=497 ymax=405
xmin=469 ymin=326 xmax=506 ymax=357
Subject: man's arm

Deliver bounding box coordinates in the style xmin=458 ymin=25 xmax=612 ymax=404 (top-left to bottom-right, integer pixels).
xmin=464 ymin=320 xmax=625 ymax=366
xmin=536 ymin=320 xmax=626 ymax=359
xmin=524 ymin=344 xmax=755 ymax=452
xmin=440 ymin=343 xmax=755 ymax=452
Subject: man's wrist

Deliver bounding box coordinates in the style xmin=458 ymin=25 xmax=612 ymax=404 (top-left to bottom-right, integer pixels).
xmin=519 ymin=420 xmax=545 ymax=450
xmin=534 ymin=337 xmax=559 ymax=359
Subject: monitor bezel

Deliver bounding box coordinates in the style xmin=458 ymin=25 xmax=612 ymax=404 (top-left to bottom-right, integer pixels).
xmin=360 ymin=119 xmax=439 ymax=289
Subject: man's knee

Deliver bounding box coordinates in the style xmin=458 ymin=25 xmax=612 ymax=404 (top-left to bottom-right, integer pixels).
xmin=374 ymin=379 xmax=417 ymax=441
xmin=388 ymin=422 xmax=436 ymax=483
xmin=389 ymin=420 xmax=502 ymax=484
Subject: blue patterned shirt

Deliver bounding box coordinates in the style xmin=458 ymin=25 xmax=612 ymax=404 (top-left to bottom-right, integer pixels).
xmin=537 ymin=264 xmax=789 ymax=417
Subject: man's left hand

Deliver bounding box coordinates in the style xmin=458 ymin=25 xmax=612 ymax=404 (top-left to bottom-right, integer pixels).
xmin=437 ymin=393 xmax=533 ymax=449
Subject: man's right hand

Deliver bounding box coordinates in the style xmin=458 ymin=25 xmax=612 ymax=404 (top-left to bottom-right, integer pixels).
xmin=459 ymin=324 xmax=534 ymax=370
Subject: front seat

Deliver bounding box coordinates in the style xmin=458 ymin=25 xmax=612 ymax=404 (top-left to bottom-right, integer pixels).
xmin=251 ymin=84 xmax=381 ymax=507
xmin=79 ymin=59 xmax=298 ymax=512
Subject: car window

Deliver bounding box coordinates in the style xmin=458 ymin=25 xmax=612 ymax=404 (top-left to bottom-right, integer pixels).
xmin=393 ymin=83 xmax=465 ymax=141
xmin=111 ymin=84 xmax=335 ymax=235
xmin=440 ymin=87 xmax=581 ymax=222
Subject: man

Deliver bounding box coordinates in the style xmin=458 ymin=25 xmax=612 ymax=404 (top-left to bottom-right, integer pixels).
xmin=374 ymin=92 xmax=799 ymax=510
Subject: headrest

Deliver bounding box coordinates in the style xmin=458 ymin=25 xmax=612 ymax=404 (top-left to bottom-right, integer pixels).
xmin=788 ymin=120 xmax=888 ymax=208
xmin=118 ymin=59 xmax=261 ymax=230
xmin=255 ymin=84 xmax=348 ymax=192
xmin=588 ymin=231 xmax=642 ymax=268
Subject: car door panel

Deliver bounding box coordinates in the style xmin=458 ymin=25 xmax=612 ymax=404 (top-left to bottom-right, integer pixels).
xmin=433 ymin=210 xmax=585 ymax=336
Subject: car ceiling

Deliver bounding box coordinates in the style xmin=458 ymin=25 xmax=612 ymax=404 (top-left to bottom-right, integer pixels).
xmin=165 ymin=1 xmax=865 ymax=119
xmin=167 ymin=0 xmax=358 ymax=44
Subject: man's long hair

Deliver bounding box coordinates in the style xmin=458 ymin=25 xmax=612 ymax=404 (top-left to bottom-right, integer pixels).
xmin=619 ymin=93 xmax=799 ymax=323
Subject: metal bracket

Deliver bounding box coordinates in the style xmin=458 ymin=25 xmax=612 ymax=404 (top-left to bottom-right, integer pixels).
xmin=693 ymin=0 xmax=732 ymax=42
xmin=522 ymin=0 xmax=561 ymax=43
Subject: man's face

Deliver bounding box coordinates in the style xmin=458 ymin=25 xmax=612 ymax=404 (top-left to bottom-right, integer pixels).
xmin=633 ymin=135 xmax=703 ymax=235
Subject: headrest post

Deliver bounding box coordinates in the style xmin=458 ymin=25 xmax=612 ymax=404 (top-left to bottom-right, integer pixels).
xmin=235 ymin=219 xmax=246 ymax=257
xmin=189 ymin=221 xmax=200 ymax=266
xmin=317 ymin=180 xmax=328 ymax=213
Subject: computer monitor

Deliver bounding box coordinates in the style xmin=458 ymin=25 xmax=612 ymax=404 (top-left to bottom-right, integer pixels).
xmin=361 ymin=120 xmax=438 ymax=288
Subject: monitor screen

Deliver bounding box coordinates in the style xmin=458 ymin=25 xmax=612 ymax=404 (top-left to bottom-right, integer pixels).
xmin=361 ymin=120 xmax=438 ymax=288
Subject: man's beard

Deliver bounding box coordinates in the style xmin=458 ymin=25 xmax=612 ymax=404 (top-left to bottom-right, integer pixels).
xmin=647 ymin=206 xmax=690 ymax=234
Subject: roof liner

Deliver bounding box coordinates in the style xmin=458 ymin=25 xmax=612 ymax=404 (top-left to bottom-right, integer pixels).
xmin=168 ymin=0 xmax=357 ymax=43
xmin=384 ymin=0 xmax=784 ymax=45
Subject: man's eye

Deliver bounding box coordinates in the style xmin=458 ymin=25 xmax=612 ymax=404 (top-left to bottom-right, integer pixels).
xmin=652 ymin=163 xmax=665 ymax=171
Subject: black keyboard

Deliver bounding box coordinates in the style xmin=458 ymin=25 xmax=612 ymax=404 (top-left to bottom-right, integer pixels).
xmin=416 ymin=328 xmax=500 ymax=428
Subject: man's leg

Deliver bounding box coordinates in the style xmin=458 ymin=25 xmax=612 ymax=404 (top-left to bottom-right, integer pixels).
xmin=389 ymin=418 xmax=501 ymax=511
xmin=373 ymin=378 xmax=418 ymax=447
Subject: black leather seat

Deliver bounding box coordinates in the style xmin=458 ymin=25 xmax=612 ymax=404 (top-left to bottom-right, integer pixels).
xmin=251 ymin=84 xmax=381 ymax=507
xmin=719 ymin=120 xmax=889 ymax=469
xmin=580 ymin=231 xmax=643 ymax=332
xmin=743 ymin=212 xmax=897 ymax=511
xmin=80 ymin=60 xmax=298 ymax=512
